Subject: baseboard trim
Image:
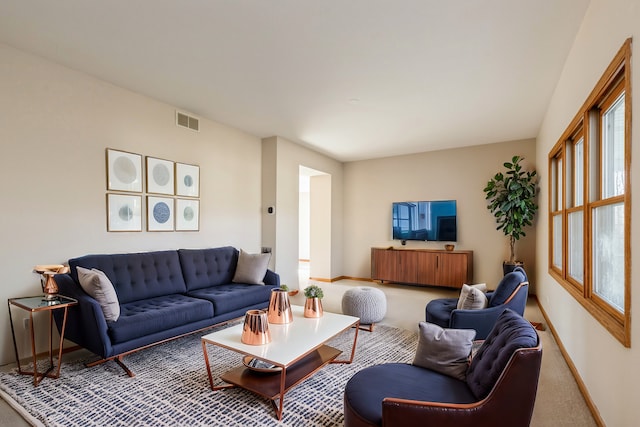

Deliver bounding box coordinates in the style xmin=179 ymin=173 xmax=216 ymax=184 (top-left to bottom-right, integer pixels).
xmin=308 ymin=276 xmax=374 ymax=283
xmin=533 ymin=295 xmax=606 ymax=427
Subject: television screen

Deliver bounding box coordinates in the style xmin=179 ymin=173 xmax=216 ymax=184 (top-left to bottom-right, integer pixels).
xmin=392 ymin=200 xmax=457 ymax=242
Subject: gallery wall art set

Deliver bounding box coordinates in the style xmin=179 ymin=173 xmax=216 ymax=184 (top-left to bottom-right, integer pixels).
xmin=106 ymin=148 xmax=200 ymax=232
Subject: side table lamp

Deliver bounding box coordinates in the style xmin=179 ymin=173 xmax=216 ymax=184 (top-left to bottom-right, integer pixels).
xmin=33 ymin=264 xmax=70 ymax=300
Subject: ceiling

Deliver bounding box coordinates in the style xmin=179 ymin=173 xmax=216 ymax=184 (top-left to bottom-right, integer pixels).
xmin=0 ymin=0 xmax=590 ymax=162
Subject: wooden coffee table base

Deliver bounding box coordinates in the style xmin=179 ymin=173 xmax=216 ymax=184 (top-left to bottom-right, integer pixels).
xmin=217 ymin=345 xmax=341 ymax=420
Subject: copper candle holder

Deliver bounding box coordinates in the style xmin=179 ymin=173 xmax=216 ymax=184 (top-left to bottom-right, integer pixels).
xmin=267 ymin=288 xmax=293 ymax=324
xmin=241 ymin=309 xmax=271 ymax=345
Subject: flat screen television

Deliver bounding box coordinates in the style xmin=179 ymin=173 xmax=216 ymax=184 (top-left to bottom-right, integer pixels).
xmin=392 ymin=200 xmax=457 ymax=242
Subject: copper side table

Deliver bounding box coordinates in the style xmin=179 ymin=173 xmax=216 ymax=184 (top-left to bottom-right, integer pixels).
xmin=7 ymin=295 xmax=77 ymax=386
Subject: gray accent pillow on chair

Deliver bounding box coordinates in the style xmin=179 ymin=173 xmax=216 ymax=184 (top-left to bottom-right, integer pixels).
xmin=412 ymin=322 xmax=476 ymax=380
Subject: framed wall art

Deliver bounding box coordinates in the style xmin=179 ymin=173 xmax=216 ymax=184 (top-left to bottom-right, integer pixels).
xmin=147 ymin=196 xmax=174 ymax=231
xmin=175 ymin=198 xmax=200 ymax=231
xmin=106 ymin=149 xmax=142 ymax=192
xmin=175 ymin=162 xmax=200 ymax=197
xmin=146 ymin=156 xmax=175 ymax=195
xmin=107 ymin=194 xmax=142 ymax=232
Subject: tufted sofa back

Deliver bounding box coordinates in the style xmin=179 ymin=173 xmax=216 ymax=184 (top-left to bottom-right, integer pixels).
xmin=69 ymin=250 xmax=187 ymax=304
xmin=178 ymin=246 xmax=238 ymax=291
xmin=465 ymin=308 xmax=539 ymax=400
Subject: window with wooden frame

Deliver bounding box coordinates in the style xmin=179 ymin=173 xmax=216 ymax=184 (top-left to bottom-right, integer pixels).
xmin=548 ymin=38 xmax=631 ymax=347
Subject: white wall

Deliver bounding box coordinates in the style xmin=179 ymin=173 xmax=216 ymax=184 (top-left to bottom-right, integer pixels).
xmin=536 ymin=0 xmax=639 ymax=425
xmin=342 ymin=139 xmax=537 ymax=289
xmin=261 ymin=136 xmax=343 ymax=289
xmin=0 ymin=43 xmax=264 ymax=365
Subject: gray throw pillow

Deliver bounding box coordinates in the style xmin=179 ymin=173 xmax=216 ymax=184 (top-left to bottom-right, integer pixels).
xmin=458 ymin=284 xmax=488 ymax=310
xmin=77 ymin=267 xmax=120 ymax=322
xmin=232 ymin=250 xmax=271 ymax=285
xmin=412 ymin=322 xmax=476 ymax=380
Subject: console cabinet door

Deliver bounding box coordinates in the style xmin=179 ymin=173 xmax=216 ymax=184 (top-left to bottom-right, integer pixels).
xmin=435 ymin=252 xmax=470 ymax=287
xmin=371 ymin=249 xmax=418 ymax=283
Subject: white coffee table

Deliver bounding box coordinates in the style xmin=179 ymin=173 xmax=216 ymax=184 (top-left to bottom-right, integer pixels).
xmin=201 ymin=305 xmax=360 ymax=420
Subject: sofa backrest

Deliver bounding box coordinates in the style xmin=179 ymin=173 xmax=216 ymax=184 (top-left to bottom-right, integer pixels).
xmin=69 ymin=250 xmax=187 ymax=304
xmin=178 ymin=246 xmax=238 ymax=291
xmin=465 ymin=308 xmax=538 ymax=400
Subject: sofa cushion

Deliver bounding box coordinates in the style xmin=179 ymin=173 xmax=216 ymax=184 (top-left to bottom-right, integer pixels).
xmin=178 ymin=247 xmax=238 ymax=291
xmin=466 ymin=309 xmax=538 ymax=400
xmin=187 ymin=284 xmax=274 ymax=315
xmin=413 ymin=322 xmax=475 ymax=380
xmin=76 ymin=267 xmax=121 ymax=322
xmin=344 ymin=363 xmax=476 ymax=426
xmin=232 ymin=250 xmax=271 ymax=285
xmin=108 ymin=294 xmax=213 ymax=344
xmin=69 ymin=250 xmax=187 ymax=304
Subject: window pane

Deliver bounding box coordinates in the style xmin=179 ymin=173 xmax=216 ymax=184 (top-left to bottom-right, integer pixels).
xmin=593 ymin=202 xmax=625 ymax=311
xmin=553 ymin=214 xmax=562 ymax=268
xmin=568 ymin=211 xmax=583 ymax=283
xmin=602 ymin=94 xmax=625 ymax=198
xmin=574 ymin=138 xmax=584 ymax=206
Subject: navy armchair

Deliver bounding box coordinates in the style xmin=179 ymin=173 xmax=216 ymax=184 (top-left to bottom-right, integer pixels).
xmin=344 ymin=309 xmax=542 ymax=427
xmin=425 ymin=267 xmax=529 ymax=339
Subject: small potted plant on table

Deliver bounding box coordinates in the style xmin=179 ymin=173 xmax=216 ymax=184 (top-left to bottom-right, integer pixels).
xmin=303 ymin=285 xmax=324 ymax=318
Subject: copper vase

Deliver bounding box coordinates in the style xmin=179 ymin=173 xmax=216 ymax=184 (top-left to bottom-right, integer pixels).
xmin=241 ymin=310 xmax=271 ymax=345
xmin=267 ymin=288 xmax=293 ymax=324
xmin=42 ymin=273 xmax=59 ymax=300
xmin=304 ymin=297 xmax=323 ymax=318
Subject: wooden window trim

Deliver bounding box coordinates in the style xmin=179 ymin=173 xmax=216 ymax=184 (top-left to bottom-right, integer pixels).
xmin=547 ymin=38 xmax=631 ymax=347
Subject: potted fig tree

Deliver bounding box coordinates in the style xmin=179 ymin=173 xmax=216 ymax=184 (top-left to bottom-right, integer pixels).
xmin=483 ymin=155 xmax=538 ymax=274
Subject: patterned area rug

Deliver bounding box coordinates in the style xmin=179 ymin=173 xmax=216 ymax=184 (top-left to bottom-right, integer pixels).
xmin=0 ymin=322 xmax=417 ymax=426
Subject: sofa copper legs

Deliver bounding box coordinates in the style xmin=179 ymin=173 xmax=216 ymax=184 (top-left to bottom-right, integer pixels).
xmin=86 ymin=355 xmax=135 ymax=377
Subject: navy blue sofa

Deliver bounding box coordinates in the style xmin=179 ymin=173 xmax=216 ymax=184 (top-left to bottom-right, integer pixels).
xmin=54 ymin=246 xmax=279 ymax=376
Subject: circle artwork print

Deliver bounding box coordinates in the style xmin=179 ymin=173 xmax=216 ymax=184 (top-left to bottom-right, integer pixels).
xmin=183 ymin=174 xmax=193 ymax=188
xmin=118 ymin=205 xmax=134 ymax=221
xmin=113 ymin=156 xmax=137 ymax=184
xmin=153 ymin=202 xmax=171 ymax=224
xmin=153 ymin=163 xmax=171 ymax=186
xmin=183 ymin=206 xmax=194 ymax=221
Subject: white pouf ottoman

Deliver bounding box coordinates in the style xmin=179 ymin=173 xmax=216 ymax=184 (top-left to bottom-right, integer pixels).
xmin=342 ymin=286 xmax=387 ymax=332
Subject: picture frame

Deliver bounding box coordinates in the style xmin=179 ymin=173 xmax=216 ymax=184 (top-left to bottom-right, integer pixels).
xmin=107 ymin=194 xmax=142 ymax=232
xmin=147 ymin=196 xmax=174 ymax=231
xmin=175 ymin=198 xmax=200 ymax=231
xmin=146 ymin=156 xmax=175 ymax=195
xmin=106 ymin=149 xmax=142 ymax=192
xmin=175 ymin=163 xmax=200 ymax=197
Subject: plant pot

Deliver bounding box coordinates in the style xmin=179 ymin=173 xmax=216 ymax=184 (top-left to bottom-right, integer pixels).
xmin=503 ymin=261 xmax=524 ymax=275
xmin=241 ymin=309 xmax=271 ymax=345
xmin=304 ymin=297 xmax=323 ymax=318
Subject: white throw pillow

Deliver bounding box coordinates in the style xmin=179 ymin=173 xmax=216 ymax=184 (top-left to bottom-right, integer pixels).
xmin=232 ymin=250 xmax=271 ymax=285
xmin=457 ymin=283 xmax=488 ymax=309
xmin=77 ymin=267 xmax=120 ymax=322
xmin=412 ymin=322 xmax=476 ymax=380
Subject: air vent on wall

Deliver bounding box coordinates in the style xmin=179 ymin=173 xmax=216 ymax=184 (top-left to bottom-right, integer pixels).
xmin=176 ymin=111 xmax=199 ymax=132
